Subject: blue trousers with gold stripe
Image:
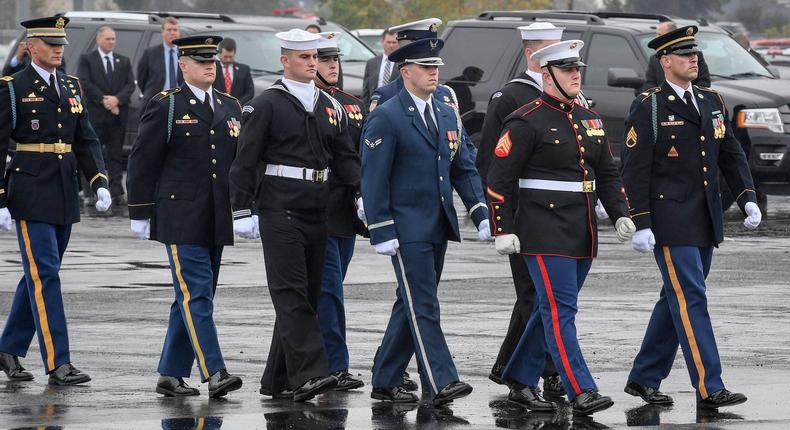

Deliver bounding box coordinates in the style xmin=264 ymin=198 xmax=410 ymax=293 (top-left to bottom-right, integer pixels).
xmin=503 ymin=256 xmax=596 ymax=400
xmin=371 ymin=242 xmax=458 ymax=399
xmin=0 ymin=220 xmax=71 ymax=373
xmin=318 ymin=236 xmax=356 ymax=374
xmin=629 ymin=246 xmax=724 ymax=400
xmin=159 ymin=245 xmax=225 ymax=382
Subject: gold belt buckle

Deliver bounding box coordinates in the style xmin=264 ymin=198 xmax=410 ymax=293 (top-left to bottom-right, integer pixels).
xmin=582 ymin=181 xmax=593 ymax=192
xmin=313 ymin=169 xmax=325 ymax=182
xmin=53 ymin=142 xmax=68 ymax=154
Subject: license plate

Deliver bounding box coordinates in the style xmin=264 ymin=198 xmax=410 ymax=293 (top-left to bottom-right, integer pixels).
xmin=759 ymin=153 xmax=784 ymax=160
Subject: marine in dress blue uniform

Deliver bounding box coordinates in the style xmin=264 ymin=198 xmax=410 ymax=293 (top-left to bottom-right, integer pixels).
xmin=0 ymin=16 xmax=111 ymax=385
xmin=487 ymin=41 xmax=635 ymax=415
xmin=361 ymin=38 xmax=490 ymax=405
xmin=312 ymin=31 xmax=367 ymax=391
xmin=127 ymin=35 xmax=243 ymax=398
xmin=621 ymin=26 xmax=760 ymax=410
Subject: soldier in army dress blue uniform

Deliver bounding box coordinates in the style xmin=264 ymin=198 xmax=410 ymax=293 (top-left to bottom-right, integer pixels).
xmin=361 ymin=37 xmax=490 ymax=406
xmin=0 ymin=16 xmax=111 ymax=385
xmin=127 ymin=35 xmax=243 ymax=398
xmin=621 ymin=25 xmax=760 ymax=410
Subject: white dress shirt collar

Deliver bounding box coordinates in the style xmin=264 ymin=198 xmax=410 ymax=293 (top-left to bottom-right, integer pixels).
xmin=186 ymin=82 xmax=213 ymax=110
xmin=407 ymin=90 xmax=436 ymax=128
xmin=31 ymin=62 xmax=59 ymax=96
xmin=666 ymin=79 xmax=699 ymax=112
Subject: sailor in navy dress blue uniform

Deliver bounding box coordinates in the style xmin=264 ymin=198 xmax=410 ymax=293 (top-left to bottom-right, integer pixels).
xmin=0 ymin=16 xmax=111 ymax=385
xmin=229 ymin=29 xmax=360 ymax=402
xmin=127 ymin=35 xmax=243 ymax=398
xmin=486 ymin=40 xmax=636 ymax=415
xmin=621 ymin=26 xmax=760 ymax=410
xmin=312 ymin=31 xmax=367 ymax=392
xmin=361 ymin=38 xmax=491 ymax=406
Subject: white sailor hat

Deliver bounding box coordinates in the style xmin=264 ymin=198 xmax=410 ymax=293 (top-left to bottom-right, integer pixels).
xmin=316 ymin=31 xmax=343 ymax=57
xmin=276 ymin=28 xmax=322 ymax=50
xmin=388 ymin=18 xmax=442 ymax=41
xmin=517 ymin=22 xmax=564 ymax=41
xmin=532 ymin=39 xmax=586 ymax=69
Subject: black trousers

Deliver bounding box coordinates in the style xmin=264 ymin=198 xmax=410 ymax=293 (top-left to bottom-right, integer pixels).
xmin=493 ymin=253 xmax=557 ymax=377
xmin=94 ymin=117 xmax=125 ymax=197
xmin=259 ymin=210 xmax=330 ymax=391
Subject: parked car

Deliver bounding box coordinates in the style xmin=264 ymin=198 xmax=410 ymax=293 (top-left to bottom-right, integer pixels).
xmin=440 ymin=10 xmax=790 ymax=211
xmin=352 ymin=28 xmax=385 ymax=54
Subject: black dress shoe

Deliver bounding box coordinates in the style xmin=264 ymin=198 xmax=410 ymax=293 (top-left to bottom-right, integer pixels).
xmin=433 ymin=381 xmax=473 ymax=406
xmin=489 ymin=364 xmax=505 ymax=385
xmin=294 ymin=375 xmax=338 ymax=402
xmin=543 ymin=374 xmax=566 ymax=397
xmin=401 ymin=371 xmax=418 ymax=391
xmin=0 ymin=352 xmax=34 ymax=381
xmin=259 ymin=386 xmax=294 ymax=399
xmin=156 ymin=375 xmax=200 ymax=397
xmin=507 ymin=385 xmax=558 ymax=411
xmin=208 ymin=369 xmax=242 ymax=398
xmin=332 ymin=370 xmax=364 ymax=391
xmin=624 ymin=380 xmax=673 ymax=405
xmin=572 ymin=390 xmax=614 ymax=415
xmin=48 ymin=363 xmax=91 ymax=386
xmin=371 ymin=386 xmax=419 ymax=403
xmin=698 ymin=389 xmax=747 ymax=409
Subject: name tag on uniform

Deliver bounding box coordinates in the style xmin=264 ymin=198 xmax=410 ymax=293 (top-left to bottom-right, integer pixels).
xmin=661 ymin=114 xmax=684 ymax=127
xmin=22 ymin=92 xmax=43 ymax=103
xmin=175 ymin=114 xmax=198 ymax=125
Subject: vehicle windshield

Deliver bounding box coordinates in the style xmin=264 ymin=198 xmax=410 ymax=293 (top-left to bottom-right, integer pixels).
xmin=638 ymin=32 xmax=774 ymax=80
xmin=205 ymin=29 xmax=373 ymax=75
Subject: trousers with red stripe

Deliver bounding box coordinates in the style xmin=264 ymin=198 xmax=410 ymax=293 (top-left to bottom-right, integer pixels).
xmin=628 ymin=246 xmax=724 ymax=400
xmin=0 ymin=221 xmax=71 ymax=373
xmin=159 ymin=245 xmax=226 ymax=382
xmin=502 ymin=255 xmax=596 ymax=400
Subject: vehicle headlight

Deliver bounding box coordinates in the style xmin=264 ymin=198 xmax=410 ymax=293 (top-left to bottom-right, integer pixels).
xmin=737 ymin=108 xmax=784 ymax=133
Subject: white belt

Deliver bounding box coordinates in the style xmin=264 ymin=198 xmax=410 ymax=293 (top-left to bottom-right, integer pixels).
xmin=264 ymin=164 xmax=329 ymax=183
xmin=519 ymin=178 xmax=596 ymax=193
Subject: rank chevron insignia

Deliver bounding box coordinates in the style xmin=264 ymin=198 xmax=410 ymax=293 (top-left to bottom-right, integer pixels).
xmin=365 ymin=138 xmax=382 ymax=149
xmin=626 ymin=126 xmax=638 ymax=148
xmin=495 ymin=130 xmax=512 ymax=158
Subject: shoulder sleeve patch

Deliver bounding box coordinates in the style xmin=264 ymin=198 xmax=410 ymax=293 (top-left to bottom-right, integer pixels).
xmin=626 ymin=126 xmax=638 ymax=148
xmin=495 ymin=130 xmax=513 ymax=158
xmin=364 ymin=137 xmax=383 ymax=149
xmin=242 ymin=105 xmax=254 ymax=114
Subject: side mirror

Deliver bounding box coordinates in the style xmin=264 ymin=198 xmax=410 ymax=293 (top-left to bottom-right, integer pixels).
xmin=608 ymin=67 xmax=645 ymax=89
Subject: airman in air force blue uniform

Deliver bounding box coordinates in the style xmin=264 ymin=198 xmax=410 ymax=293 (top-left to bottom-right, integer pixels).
xmin=0 ymin=16 xmax=110 ymax=385
xmin=361 ymin=37 xmax=490 ymax=406
xmin=621 ymin=26 xmax=760 ymax=410
xmin=127 ymin=35 xmax=243 ymax=398
xmin=487 ymin=41 xmax=635 ymax=415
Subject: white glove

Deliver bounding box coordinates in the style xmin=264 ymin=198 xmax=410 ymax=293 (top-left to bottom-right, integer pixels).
xmin=130 ymin=219 xmax=150 ymax=240
xmin=374 ymin=238 xmax=399 ymax=256
xmin=234 ymin=216 xmax=258 ymax=239
xmin=478 ymin=219 xmax=492 ymax=241
xmin=0 ymin=207 xmax=12 ymax=232
xmin=615 ymin=217 xmax=636 ymax=242
xmin=495 ymin=234 xmax=520 ymax=255
xmin=95 ymin=187 xmax=112 ymax=212
xmin=251 ymin=215 xmax=260 ymax=238
xmin=595 ymin=199 xmax=609 ymax=220
xmin=631 ymin=228 xmax=656 ymax=253
xmin=743 ymin=202 xmax=761 ymax=230
xmin=356 ymin=198 xmax=366 ymax=223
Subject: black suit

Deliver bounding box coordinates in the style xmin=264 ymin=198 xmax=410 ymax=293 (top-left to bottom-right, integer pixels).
xmin=78 ymin=50 xmax=136 ymax=197
xmin=2 ymin=56 xmax=30 ymax=76
xmin=642 ymin=51 xmax=711 ymax=92
xmin=136 ymin=44 xmax=182 ymax=103
xmin=361 ymin=54 xmax=383 ymax=105
xmin=213 ymin=61 xmax=255 ymax=104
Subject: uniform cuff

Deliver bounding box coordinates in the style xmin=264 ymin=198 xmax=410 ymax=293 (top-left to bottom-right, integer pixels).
xmin=128 ymin=203 xmax=154 ymax=220
xmin=368 ymin=220 xmax=396 ymax=245
xmin=233 ymin=209 xmax=252 ymax=220
xmin=631 ymin=211 xmax=652 ymax=231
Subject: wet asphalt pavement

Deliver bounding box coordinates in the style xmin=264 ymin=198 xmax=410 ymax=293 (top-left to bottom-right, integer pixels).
xmin=0 ymin=197 xmax=789 ymax=429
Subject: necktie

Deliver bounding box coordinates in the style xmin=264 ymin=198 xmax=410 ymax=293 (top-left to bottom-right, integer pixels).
xmin=424 ymin=103 xmax=438 ymax=140
xmin=168 ymin=48 xmax=177 ymax=89
xmin=224 ymin=64 xmax=232 ymax=93
xmin=48 ymin=74 xmax=59 ymax=101
xmin=382 ymin=60 xmax=392 ymax=85
xmin=683 ymin=90 xmax=699 ymax=121
xmin=204 ymin=92 xmax=212 ymax=111
xmin=104 ymin=55 xmax=113 ymax=78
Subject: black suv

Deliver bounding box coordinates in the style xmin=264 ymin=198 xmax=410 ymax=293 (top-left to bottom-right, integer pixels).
xmin=441 ymin=10 xmax=790 ymax=210
xmin=1 ymin=11 xmax=374 ymax=155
